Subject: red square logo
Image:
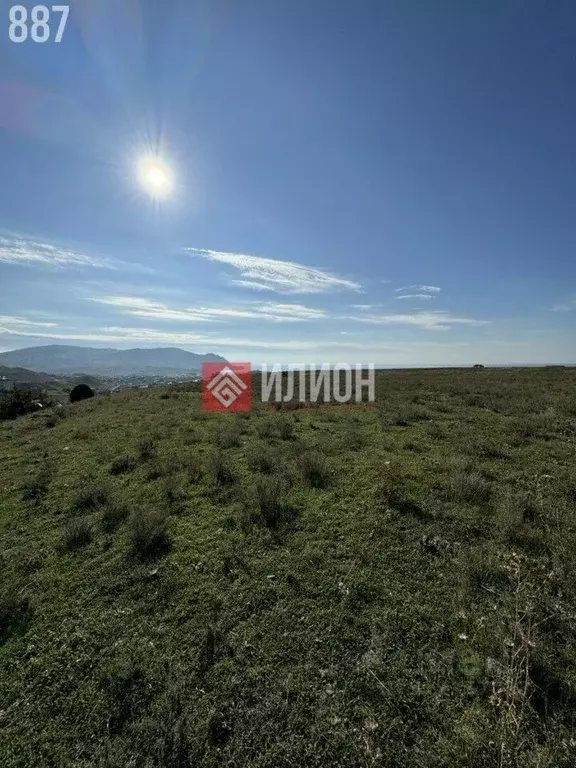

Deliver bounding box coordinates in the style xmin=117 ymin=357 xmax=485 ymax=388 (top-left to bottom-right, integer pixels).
xmin=202 ymin=362 xmax=252 ymax=411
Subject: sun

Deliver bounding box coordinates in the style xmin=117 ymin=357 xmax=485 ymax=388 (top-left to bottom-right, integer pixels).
xmin=137 ymin=157 xmax=173 ymax=198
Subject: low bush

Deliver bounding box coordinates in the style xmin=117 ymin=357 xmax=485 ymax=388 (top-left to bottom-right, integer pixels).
xmin=252 ymin=476 xmax=290 ymax=530
xmin=21 ymin=470 xmax=51 ymax=502
xmin=73 ymin=483 xmax=111 ymax=512
xmin=247 ymin=442 xmax=279 ymax=474
xmin=101 ymin=498 xmax=130 ymax=532
xmin=377 ymin=462 xmax=405 ymax=507
xmin=256 ymin=415 xmax=294 ymax=440
xmin=0 ymin=387 xmax=49 ymax=421
xmin=162 ymin=477 xmax=187 ymax=512
xmin=62 ymin=518 xmax=92 ymax=551
xmin=109 ymin=455 xmax=138 ymax=475
xmin=129 ymin=509 xmax=170 ymax=560
xmin=0 ymin=591 xmax=31 ymax=645
xmin=69 ymin=384 xmax=94 ymax=404
xmin=214 ymin=424 xmax=242 ymax=449
xmin=207 ymin=449 xmax=237 ymax=488
xmin=138 ymin=438 xmax=157 ymax=461
xmin=185 ymin=453 xmax=203 ymax=483
xmin=299 ymin=450 xmax=331 ymax=489
xmin=449 ymin=468 xmax=492 ymax=505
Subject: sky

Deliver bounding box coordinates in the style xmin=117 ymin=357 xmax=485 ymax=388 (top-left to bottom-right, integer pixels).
xmin=0 ymin=0 xmax=575 ymax=366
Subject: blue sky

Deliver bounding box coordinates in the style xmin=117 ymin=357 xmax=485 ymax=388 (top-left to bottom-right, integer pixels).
xmin=0 ymin=0 xmax=575 ymax=365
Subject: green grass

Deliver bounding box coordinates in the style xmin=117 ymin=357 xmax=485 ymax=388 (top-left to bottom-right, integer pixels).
xmin=1 ymin=368 xmax=576 ymax=767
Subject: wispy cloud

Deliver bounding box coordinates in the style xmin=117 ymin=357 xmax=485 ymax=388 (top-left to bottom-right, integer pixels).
xmin=394 ymin=294 xmax=436 ymax=301
xmin=552 ymin=294 xmax=576 ymax=312
xmin=0 ymin=324 xmax=365 ymax=349
xmin=350 ymin=304 xmax=382 ymax=311
xmin=184 ymin=247 xmax=361 ymax=294
xmin=0 ymin=234 xmax=154 ymax=274
xmin=90 ymin=296 xmax=329 ymax=323
xmin=0 ymin=315 xmax=58 ymax=328
xmin=394 ymin=285 xmax=441 ymax=293
xmin=0 ymin=235 xmax=114 ymax=269
xmin=346 ymin=310 xmax=489 ymax=331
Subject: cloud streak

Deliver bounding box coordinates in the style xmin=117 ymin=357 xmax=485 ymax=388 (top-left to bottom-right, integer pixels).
xmin=0 ymin=315 xmax=58 ymax=328
xmin=185 ymin=247 xmax=361 ymax=294
xmin=346 ymin=310 xmax=489 ymax=331
xmin=0 ymin=234 xmax=155 ymax=274
xmin=394 ymin=294 xmax=436 ymax=301
xmin=0 ymin=235 xmax=114 ymax=269
xmin=394 ymin=285 xmax=441 ymax=293
xmin=90 ymin=296 xmax=329 ymax=323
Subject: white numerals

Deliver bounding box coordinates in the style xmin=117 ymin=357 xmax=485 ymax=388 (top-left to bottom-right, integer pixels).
xmin=9 ymin=5 xmax=28 ymax=42
xmin=9 ymin=4 xmax=69 ymax=43
xmin=31 ymin=5 xmax=49 ymax=42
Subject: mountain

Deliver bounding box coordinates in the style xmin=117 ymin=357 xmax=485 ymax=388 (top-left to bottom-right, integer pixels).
xmin=0 ymin=346 xmax=227 ymax=376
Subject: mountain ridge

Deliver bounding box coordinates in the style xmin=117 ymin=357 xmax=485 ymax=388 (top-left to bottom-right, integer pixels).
xmin=0 ymin=345 xmax=227 ymax=376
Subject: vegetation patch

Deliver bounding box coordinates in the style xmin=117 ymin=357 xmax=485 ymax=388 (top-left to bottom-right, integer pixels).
xmin=129 ymin=509 xmax=170 ymax=560
xmin=61 ymin=517 xmax=93 ymax=551
xmin=1 ymin=368 xmax=576 ymax=766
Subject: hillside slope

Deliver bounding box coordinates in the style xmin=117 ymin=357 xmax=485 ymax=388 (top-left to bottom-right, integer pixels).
xmin=0 ymin=365 xmax=57 ymax=384
xmin=1 ymin=368 xmax=575 ymax=767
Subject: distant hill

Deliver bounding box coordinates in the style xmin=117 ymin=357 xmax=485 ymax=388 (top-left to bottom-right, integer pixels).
xmin=0 ymin=345 xmax=227 ymax=376
xmin=0 ymin=365 xmax=58 ymax=384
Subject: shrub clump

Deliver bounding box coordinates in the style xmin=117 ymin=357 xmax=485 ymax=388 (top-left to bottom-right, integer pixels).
xmin=449 ymin=468 xmax=492 ymax=505
xmin=207 ymin=449 xmax=237 ymax=488
xmin=214 ymin=424 xmax=242 ymax=449
xmin=21 ymin=470 xmax=51 ymax=502
xmin=185 ymin=453 xmax=202 ymax=483
xmin=256 ymin=416 xmax=295 ymax=441
xmin=73 ymin=483 xmax=112 ymax=512
xmin=162 ymin=477 xmax=187 ymax=512
xmin=377 ymin=462 xmax=405 ymax=507
xmin=0 ymin=591 xmax=31 ymax=646
xmin=299 ymin=450 xmax=331 ymax=489
xmin=138 ymin=437 xmax=157 ymax=461
xmin=109 ymin=455 xmax=138 ymax=475
xmin=0 ymin=387 xmax=48 ymax=421
xmin=129 ymin=509 xmax=170 ymax=560
xmin=251 ymin=476 xmax=291 ymax=530
xmin=247 ymin=442 xmax=279 ymax=474
xmin=62 ymin=518 xmax=93 ymax=551
xmin=69 ymin=384 xmax=94 ymax=404
xmin=101 ymin=498 xmax=130 ymax=532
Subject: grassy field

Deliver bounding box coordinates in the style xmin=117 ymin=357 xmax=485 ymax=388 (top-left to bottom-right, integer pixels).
xmin=1 ymin=367 xmax=575 ymax=767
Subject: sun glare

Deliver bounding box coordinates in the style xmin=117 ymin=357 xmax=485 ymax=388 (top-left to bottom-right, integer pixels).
xmin=137 ymin=158 xmax=173 ymax=198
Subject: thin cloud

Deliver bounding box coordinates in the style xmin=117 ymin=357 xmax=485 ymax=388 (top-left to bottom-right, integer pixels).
xmin=184 ymin=247 xmax=362 ymax=294
xmin=0 ymin=234 xmax=154 ymax=274
xmin=394 ymin=294 xmax=436 ymax=301
xmin=346 ymin=310 xmax=489 ymax=331
xmin=350 ymin=304 xmax=382 ymax=311
xmin=0 ymin=235 xmax=114 ymax=269
xmin=0 ymin=324 xmax=366 ymax=349
xmin=394 ymin=285 xmax=441 ymax=293
xmin=90 ymin=296 xmax=329 ymax=323
xmin=0 ymin=315 xmax=57 ymax=328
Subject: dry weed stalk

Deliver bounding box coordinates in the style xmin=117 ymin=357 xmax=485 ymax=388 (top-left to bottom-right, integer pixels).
xmin=490 ymin=552 xmax=536 ymax=767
